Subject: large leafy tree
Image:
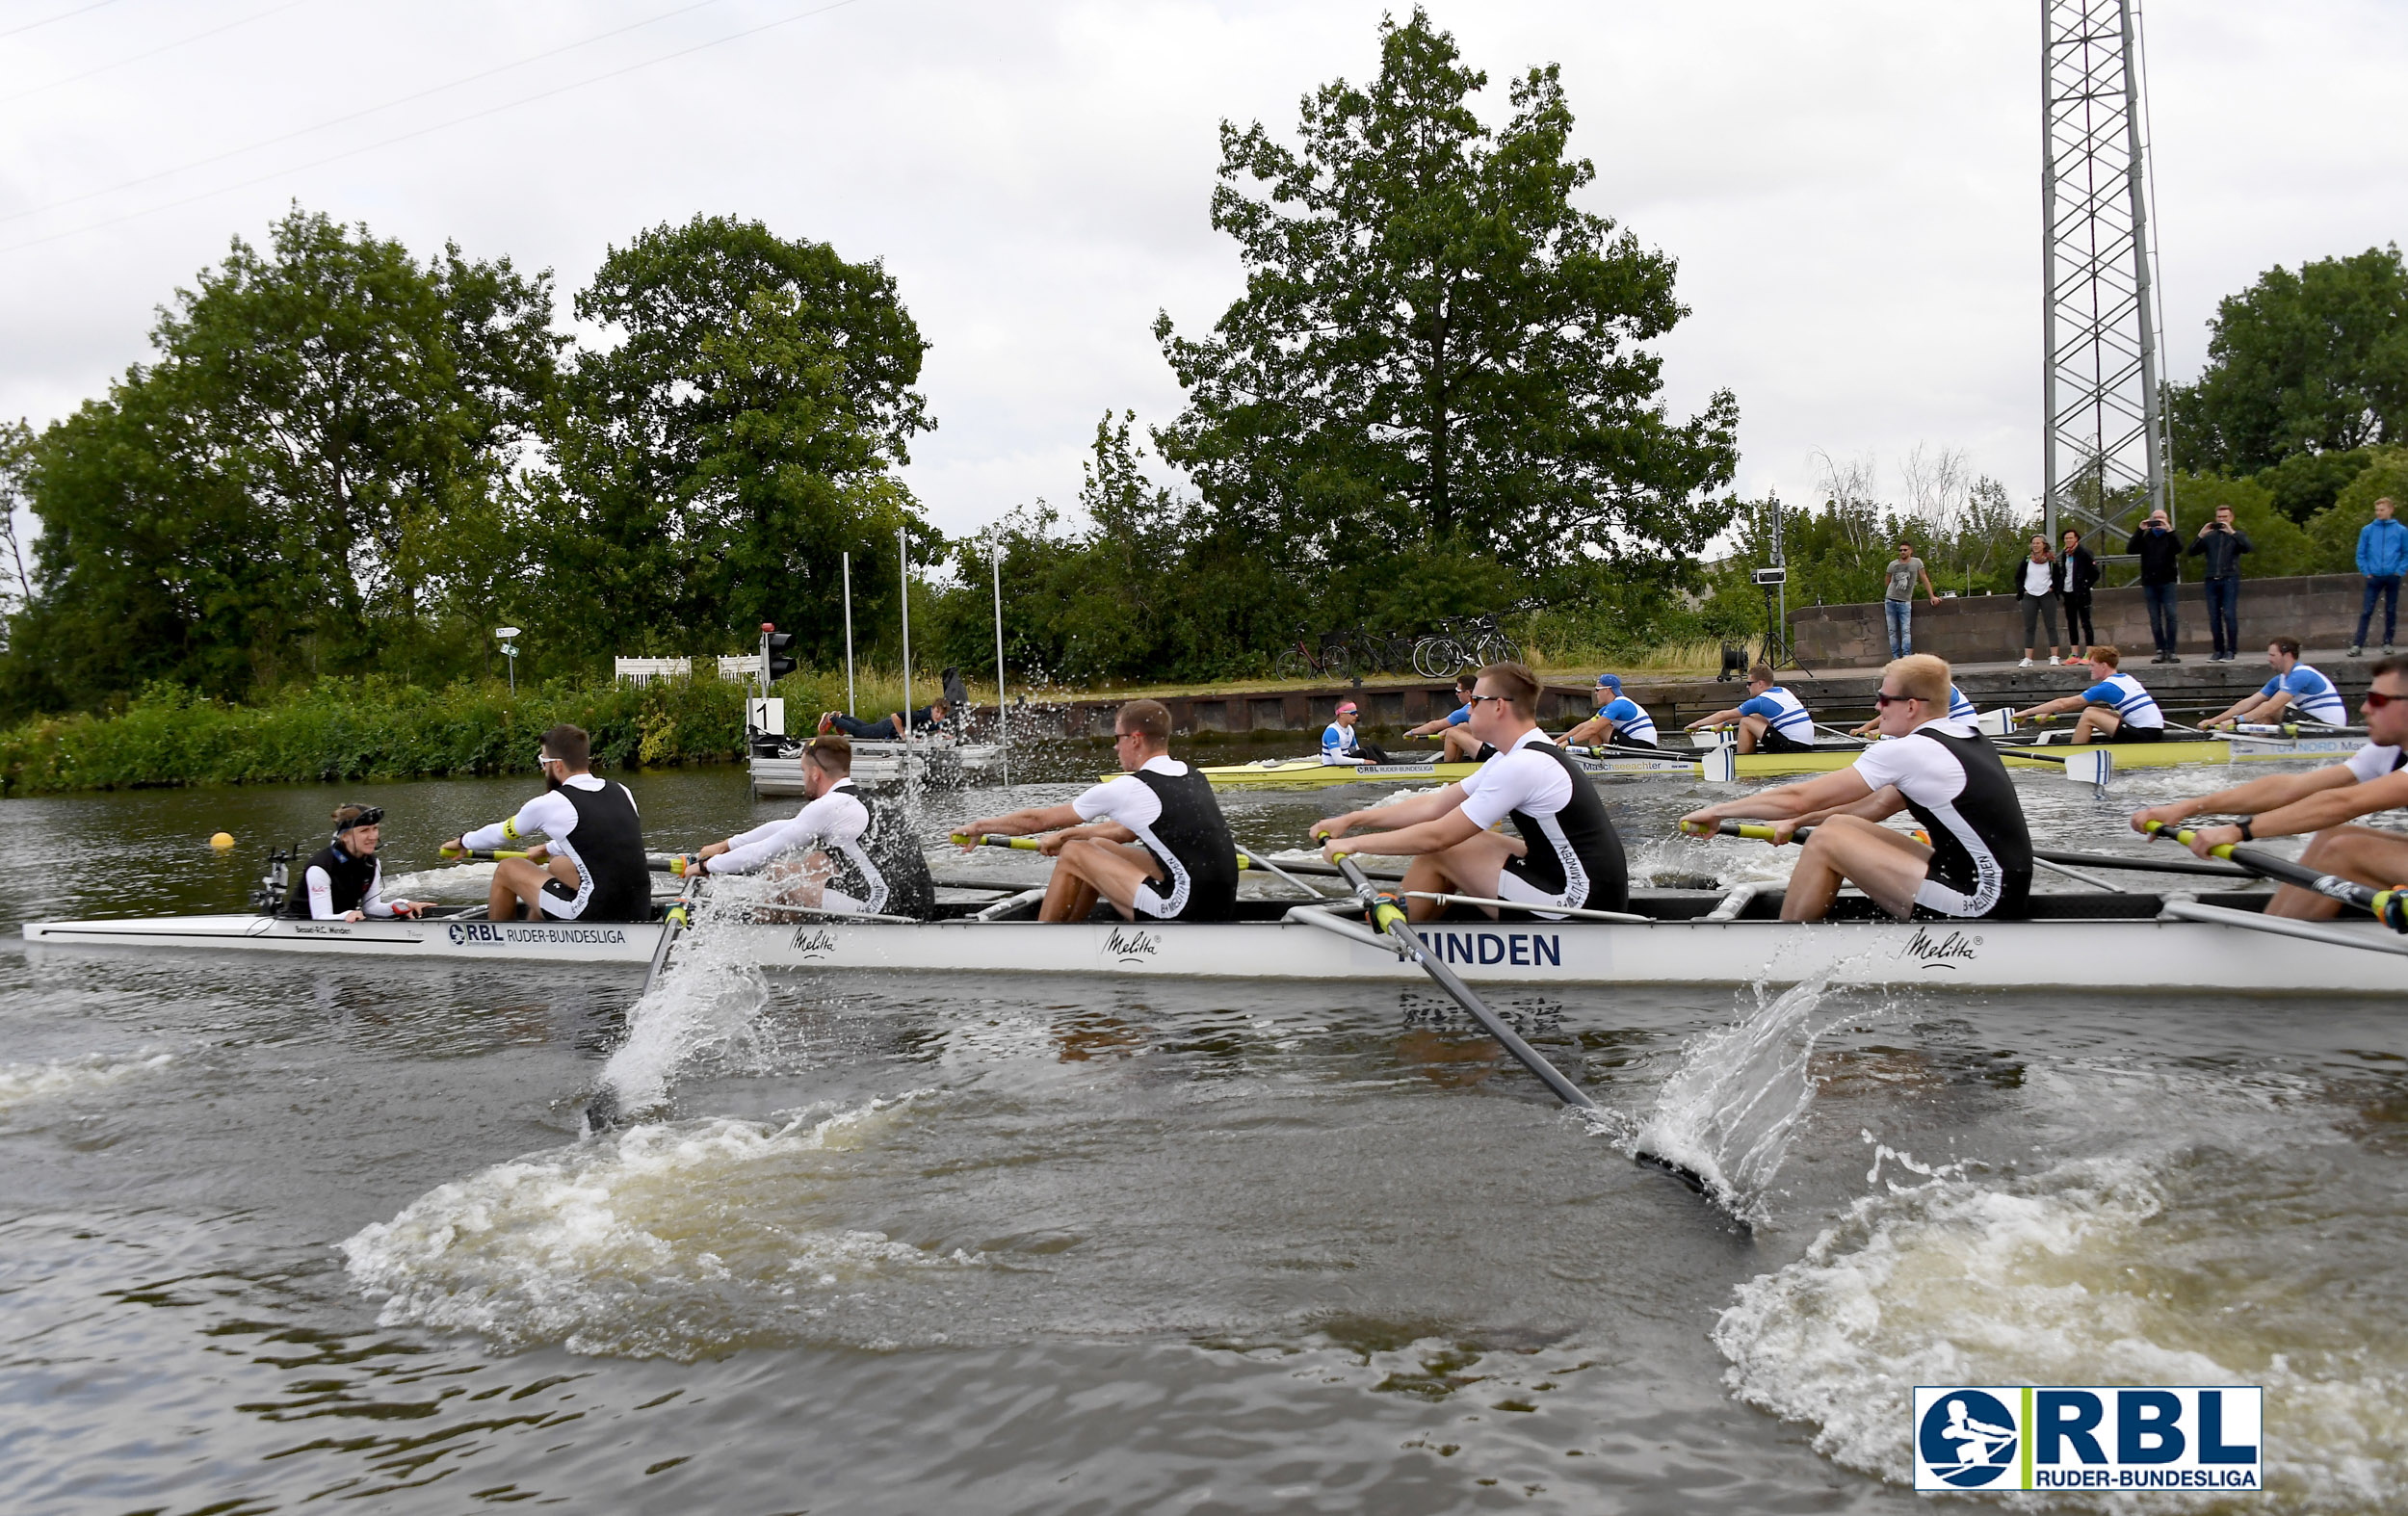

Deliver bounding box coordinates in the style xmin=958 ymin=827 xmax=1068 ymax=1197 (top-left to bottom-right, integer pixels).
xmin=2168 ymin=244 xmax=2408 ymax=475
xmin=1153 ymin=8 xmax=1739 ymax=581
xmin=547 ymin=215 xmax=935 ymax=661
xmin=5 ymin=207 xmax=560 ymax=711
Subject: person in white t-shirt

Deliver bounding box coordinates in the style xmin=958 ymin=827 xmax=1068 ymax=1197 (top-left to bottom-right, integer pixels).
xmin=2132 ymin=657 xmax=2408 ymax=919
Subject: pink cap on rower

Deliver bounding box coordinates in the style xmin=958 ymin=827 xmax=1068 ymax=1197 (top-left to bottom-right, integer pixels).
xmin=1335 ymin=701 xmax=1358 ymax=715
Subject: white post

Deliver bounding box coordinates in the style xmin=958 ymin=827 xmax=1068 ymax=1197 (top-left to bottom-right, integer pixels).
xmin=897 ymin=526 xmax=912 ymax=764
xmin=991 ymin=536 xmax=1009 ymax=787
xmin=842 ymin=550 xmax=855 ymax=717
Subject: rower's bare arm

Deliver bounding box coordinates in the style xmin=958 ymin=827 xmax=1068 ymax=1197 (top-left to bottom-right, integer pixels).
xmin=2016 ymin=694 xmax=2087 ymax=719
xmin=2130 ymin=765 xmax=2354 ymax=832
xmin=1403 ymin=717 xmax=1450 ymax=738
xmin=2238 ymin=769 xmax=2408 ymax=841
xmin=962 ymin=801 xmax=1084 ymax=841
xmin=1688 ymin=707 xmax=1742 ymax=730
xmin=1560 ymin=719 xmax=1605 ymax=746
xmin=1317 ymin=784 xmax=1464 ymax=839
xmin=1323 ymin=808 xmax=1482 ymax=860
xmin=1681 ymin=771 xmax=1875 ymax=832
xmin=1794 ymin=784 xmax=1906 ymax=831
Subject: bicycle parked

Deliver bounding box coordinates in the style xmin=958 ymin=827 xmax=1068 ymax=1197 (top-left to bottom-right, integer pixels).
xmin=1272 ymin=626 xmax=1351 ymax=682
xmin=1410 ymin=614 xmax=1521 ymax=678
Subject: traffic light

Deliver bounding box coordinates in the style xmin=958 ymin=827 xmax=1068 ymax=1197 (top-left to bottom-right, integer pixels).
xmin=761 ymin=623 xmax=797 ymax=681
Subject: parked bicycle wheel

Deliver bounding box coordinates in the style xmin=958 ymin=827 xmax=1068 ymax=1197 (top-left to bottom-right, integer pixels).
xmin=1412 ymin=637 xmax=1463 ymax=680
xmin=1273 ymin=648 xmax=1313 ymax=682
xmin=1317 ymin=644 xmax=1351 ymax=681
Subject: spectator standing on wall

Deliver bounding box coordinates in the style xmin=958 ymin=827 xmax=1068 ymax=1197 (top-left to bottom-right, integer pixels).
xmin=2186 ymin=504 xmax=2252 ymax=662
xmin=2125 ymin=509 xmax=2185 ymax=664
xmin=2058 ymin=530 xmax=2102 ymax=652
xmin=2352 ymin=496 xmax=2405 ymax=658
xmin=2014 ymin=536 xmax=2063 ymax=668
xmin=1882 ymin=540 xmax=1938 ymax=659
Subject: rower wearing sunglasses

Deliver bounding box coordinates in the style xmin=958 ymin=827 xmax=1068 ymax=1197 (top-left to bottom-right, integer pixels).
xmin=277 ymin=803 xmax=429 ymax=922
xmin=439 ymin=724 xmax=654 ymax=924
xmin=1678 ymin=654 xmax=2032 ymax=923
xmin=2130 ymin=656 xmax=2408 ymax=917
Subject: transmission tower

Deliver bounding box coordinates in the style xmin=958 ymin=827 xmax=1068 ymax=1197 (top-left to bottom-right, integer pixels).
xmin=2041 ymin=0 xmax=2168 ymax=546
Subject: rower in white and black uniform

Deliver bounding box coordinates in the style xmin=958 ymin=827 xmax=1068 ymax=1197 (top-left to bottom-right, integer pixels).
xmin=277 ymin=803 xmax=428 ymax=921
xmin=2010 ymin=644 xmax=2165 ymax=743
xmin=1315 ymin=661 xmax=1629 ymax=922
xmin=441 ymin=724 xmax=653 ymax=923
xmin=688 ymin=735 xmax=934 ymax=919
xmin=1561 ymin=673 xmax=1658 ymax=749
xmin=959 ymin=698 xmax=1239 ymax=924
xmin=1681 ymin=654 xmax=2032 ymax=922
xmin=1687 ymin=663 xmax=1817 ymax=754
xmin=1853 ymin=681 xmax=1976 ymax=738
xmin=2133 ymin=655 xmax=2408 ymax=920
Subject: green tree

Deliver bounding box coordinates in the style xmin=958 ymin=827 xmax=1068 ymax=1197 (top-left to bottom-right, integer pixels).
xmin=1153 ymin=8 xmax=1739 ymax=581
xmin=2168 ymin=244 xmax=2408 ymax=474
xmin=547 ymin=215 xmax=934 ymax=663
xmin=5 ymin=207 xmax=560 ymax=713
xmin=2304 ymin=446 xmax=2408 ymax=574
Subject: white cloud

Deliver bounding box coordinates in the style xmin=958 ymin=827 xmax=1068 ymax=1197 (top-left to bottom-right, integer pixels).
xmin=1 ymin=0 xmax=2401 ymax=539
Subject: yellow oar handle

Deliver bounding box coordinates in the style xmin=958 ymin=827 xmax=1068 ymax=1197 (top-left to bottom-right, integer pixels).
xmin=2142 ymin=820 xmax=2238 ymax=861
xmin=952 ymin=832 xmax=1044 ymax=851
xmin=438 ymin=846 xmax=537 ymax=862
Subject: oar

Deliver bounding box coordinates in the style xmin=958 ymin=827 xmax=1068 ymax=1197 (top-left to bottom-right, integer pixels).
xmin=585 ymin=859 xmax=707 ymax=1133
xmin=1322 ymin=851 xmax=1708 ymax=1196
xmin=438 ymin=845 xmax=683 ymax=873
xmin=2143 ymin=822 xmax=2408 ymax=931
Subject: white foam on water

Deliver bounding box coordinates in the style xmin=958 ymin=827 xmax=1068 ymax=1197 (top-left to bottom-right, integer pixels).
xmin=383 ymin=859 xmax=498 ymax=899
xmin=1631 ymin=979 xmax=1841 ymax=1224
xmin=0 ymin=1051 xmax=173 ymax=1112
xmin=340 ymin=1094 xmax=976 ymax=1358
xmin=590 ymin=880 xmax=776 ymax=1118
xmin=1715 ymin=1072 xmax=2408 ymax=1510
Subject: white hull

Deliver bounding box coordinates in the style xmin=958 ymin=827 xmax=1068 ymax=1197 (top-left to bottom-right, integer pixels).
xmin=23 ymin=900 xmax=2402 ymax=993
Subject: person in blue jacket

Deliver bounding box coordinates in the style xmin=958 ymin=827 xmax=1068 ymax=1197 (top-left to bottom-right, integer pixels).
xmin=2353 ymin=496 xmax=2405 ymax=658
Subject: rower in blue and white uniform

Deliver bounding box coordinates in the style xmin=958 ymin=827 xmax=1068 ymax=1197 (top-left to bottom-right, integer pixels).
xmin=689 ymin=735 xmax=934 ymax=919
xmin=2206 ymin=636 xmax=2350 ymax=729
xmin=1682 ymin=654 xmax=2031 ymax=922
xmin=442 ymin=723 xmax=653 ymax=924
xmin=959 ymin=698 xmax=1238 ymax=924
xmin=1561 ymin=673 xmax=1658 ymax=750
xmin=1401 ymin=672 xmax=1483 ymax=762
xmin=1321 ymin=700 xmax=1390 ymax=765
xmin=1687 ymin=663 xmax=1816 ymax=755
xmin=277 ymin=803 xmax=427 ymax=922
xmin=2010 ymin=644 xmax=2164 ymax=743
xmin=1315 ymin=661 xmax=1628 ymax=921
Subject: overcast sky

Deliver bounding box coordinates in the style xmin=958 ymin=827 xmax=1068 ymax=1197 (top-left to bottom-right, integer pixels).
xmin=2 ymin=0 xmax=2402 ymax=541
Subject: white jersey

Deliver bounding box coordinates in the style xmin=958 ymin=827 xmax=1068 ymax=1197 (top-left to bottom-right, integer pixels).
xmin=1739 ymin=686 xmax=1815 ymax=741
xmin=1321 ymin=722 xmax=1363 ymax=763
xmin=708 ymin=780 xmax=870 ymax=875
xmin=2344 ymin=742 xmax=2407 ymax=784
xmin=1850 ymin=717 xmax=2030 ymax=918
xmin=2082 ymin=671 xmax=2165 ymax=728
xmin=1947 ymin=685 xmax=1976 ymax=724
xmin=300 ymin=858 xmax=394 ymax=919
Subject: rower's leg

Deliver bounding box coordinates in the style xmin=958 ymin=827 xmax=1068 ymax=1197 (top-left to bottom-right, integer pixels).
xmin=764 ymin=854 xmax=833 ymax=907
xmin=1038 ymin=864 xmax=1099 ymax=923
xmin=1413 ymin=832 xmax=1522 ymax=921
xmin=2268 ymin=826 xmax=2408 ymax=920
xmin=2073 ymin=709 xmax=2119 ymax=744
xmin=1781 ymin=817 xmax=1932 ymax=921
xmin=1440 ymin=727 xmax=1481 ymax=762
xmin=1046 ymin=840 xmax=1160 ymax=922
xmin=488 ymin=857 xmax=550 ymax=921
xmin=1737 ymin=714 xmax=1767 ymax=754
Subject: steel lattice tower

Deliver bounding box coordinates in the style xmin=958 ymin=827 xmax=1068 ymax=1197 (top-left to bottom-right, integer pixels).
xmin=2042 ymin=0 xmax=2167 ymax=545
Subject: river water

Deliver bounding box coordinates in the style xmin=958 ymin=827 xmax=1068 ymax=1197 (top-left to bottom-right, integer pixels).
xmin=2 ymin=745 xmax=2401 ymax=1513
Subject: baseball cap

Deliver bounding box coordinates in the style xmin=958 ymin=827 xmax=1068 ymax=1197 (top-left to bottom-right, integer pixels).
xmin=1594 ymin=674 xmax=1622 ymax=693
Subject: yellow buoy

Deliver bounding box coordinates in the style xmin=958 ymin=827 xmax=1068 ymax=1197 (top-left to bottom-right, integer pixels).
xmin=209 ymin=831 xmax=236 ymax=850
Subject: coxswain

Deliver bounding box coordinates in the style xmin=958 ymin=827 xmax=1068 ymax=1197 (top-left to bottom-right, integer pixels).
xmin=685 ymin=735 xmax=934 ymax=919
xmin=2203 ymin=638 xmax=2349 ymax=729
xmin=1321 ymin=700 xmax=1390 ymax=765
xmin=1687 ymin=664 xmax=1817 ymax=754
xmin=1561 ymin=673 xmax=1658 ymax=749
xmin=1850 ymin=682 xmax=1976 ymax=739
xmin=1401 ymin=673 xmax=1485 ymax=762
xmin=441 ymin=724 xmax=653 ymax=923
xmin=2131 ymin=656 xmax=2408 ymax=918
xmin=1679 ymin=654 xmax=2032 ymax=922
xmin=278 ymin=804 xmax=427 ymax=922
xmin=1314 ymin=661 xmax=1629 ymax=921
xmin=959 ymin=698 xmax=1238 ymax=924
xmin=819 ymin=697 xmax=952 ymax=741
xmin=2009 ymin=645 xmax=2164 ymax=744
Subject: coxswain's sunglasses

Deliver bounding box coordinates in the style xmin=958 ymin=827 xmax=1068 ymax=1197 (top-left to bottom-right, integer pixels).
xmin=335 ymin=806 xmax=385 ymax=832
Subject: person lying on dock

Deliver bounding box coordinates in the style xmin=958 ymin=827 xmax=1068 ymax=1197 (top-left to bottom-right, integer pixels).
xmin=1686 ymin=664 xmax=1816 ymax=754
xmin=1400 ymin=673 xmax=1486 ymax=762
xmin=1847 ymin=682 xmax=1976 ymax=739
xmin=818 ymin=697 xmax=952 ymax=742
xmin=2007 ymin=645 xmax=2164 ymax=744
xmin=441 ymin=724 xmax=654 ymax=924
xmin=684 ymin=735 xmax=934 ymax=920
xmin=1314 ymin=661 xmax=1629 ymax=922
xmin=2202 ymin=638 xmax=2349 ymax=730
xmin=958 ymin=697 xmax=1238 ymax=924
xmin=2131 ymin=657 xmax=2408 ymax=918
xmin=278 ymin=804 xmax=429 ymax=923
xmin=1559 ymin=673 xmax=1658 ymax=749
xmin=1679 ymin=655 xmax=2032 ymax=923
xmin=1321 ymin=701 xmax=1390 ymax=765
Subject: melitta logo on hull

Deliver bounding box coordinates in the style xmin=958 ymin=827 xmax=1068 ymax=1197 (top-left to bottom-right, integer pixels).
xmin=791 ymin=928 xmax=837 ymax=958
xmin=1104 ymin=927 xmax=1161 ymax=962
xmin=445 ymin=923 xmax=630 ymax=946
xmin=1912 ymin=1386 xmax=2261 ymax=1492
xmin=1900 ymin=927 xmax=1981 ymax=968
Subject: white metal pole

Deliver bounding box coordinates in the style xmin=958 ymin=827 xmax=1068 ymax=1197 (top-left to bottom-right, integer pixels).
xmin=842 ymin=550 xmax=855 ymax=716
xmin=898 ymin=527 xmax=912 ymax=762
xmin=991 ymin=537 xmax=1009 ymax=788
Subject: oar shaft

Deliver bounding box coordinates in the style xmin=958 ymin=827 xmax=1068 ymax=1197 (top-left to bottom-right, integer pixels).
xmin=2147 ymin=822 xmax=2401 ymax=922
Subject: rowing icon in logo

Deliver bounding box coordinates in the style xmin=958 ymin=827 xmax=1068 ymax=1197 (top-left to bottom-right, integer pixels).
xmin=1918 ymin=1390 xmax=2017 ymax=1488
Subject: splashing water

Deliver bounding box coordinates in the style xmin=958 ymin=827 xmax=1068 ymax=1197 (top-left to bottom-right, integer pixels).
xmin=1630 ymin=980 xmax=1843 ymax=1223
xmin=589 ymin=882 xmax=773 ymax=1124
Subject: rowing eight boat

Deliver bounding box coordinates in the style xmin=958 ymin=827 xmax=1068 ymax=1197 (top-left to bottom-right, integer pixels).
xmin=23 ymin=886 xmax=2402 ymax=991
